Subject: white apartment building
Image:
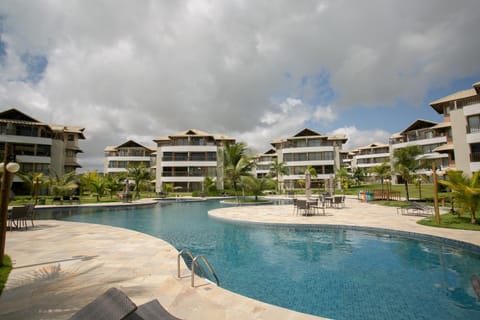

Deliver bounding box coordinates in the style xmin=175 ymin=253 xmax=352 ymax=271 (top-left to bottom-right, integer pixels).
xmin=0 ymin=108 xmax=85 ymax=194
xmin=153 ymin=129 xmax=235 ymax=192
xmin=350 ymin=143 xmax=390 ymax=181
xmin=104 ymin=140 xmax=155 ymax=174
xmin=255 ymin=149 xmax=277 ymax=178
xmin=271 ymin=128 xmax=347 ymax=190
xmin=390 ymin=119 xmax=449 ymax=182
xmin=429 ymin=82 xmax=480 ymax=175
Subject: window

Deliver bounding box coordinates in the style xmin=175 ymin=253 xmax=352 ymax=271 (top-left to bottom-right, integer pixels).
xmin=468 ymin=115 xmax=480 ymax=133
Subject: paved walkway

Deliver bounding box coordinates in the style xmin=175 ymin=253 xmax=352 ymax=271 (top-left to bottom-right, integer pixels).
xmin=1 ymin=198 xmax=479 ymax=319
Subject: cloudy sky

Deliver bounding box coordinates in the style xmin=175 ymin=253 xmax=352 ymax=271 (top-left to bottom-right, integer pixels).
xmin=0 ymin=0 xmax=479 ymax=171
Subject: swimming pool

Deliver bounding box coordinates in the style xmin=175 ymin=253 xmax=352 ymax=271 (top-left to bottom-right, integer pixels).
xmin=56 ymin=200 xmax=480 ymax=319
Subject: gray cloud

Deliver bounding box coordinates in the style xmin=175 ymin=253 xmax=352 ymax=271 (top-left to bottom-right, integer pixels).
xmin=0 ymin=0 xmax=479 ymax=170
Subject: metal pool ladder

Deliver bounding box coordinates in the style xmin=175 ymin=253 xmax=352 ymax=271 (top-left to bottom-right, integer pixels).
xmin=177 ymin=248 xmax=220 ymax=287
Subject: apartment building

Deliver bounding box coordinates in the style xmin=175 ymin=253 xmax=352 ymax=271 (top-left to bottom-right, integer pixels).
xmin=255 ymin=149 xmax=277 ymax=178
xmin=271 ymin=128 xmax=347 ymax=191
xmin=104 ymin=140 xmax=156 ymax=174
xmin=153 ymin=129 xmax=235 ymax=192
xmin=350 ymin=143 xmax=390 ymax=181
xmin=389 ymin=119 xmax=449 ymax=182
xmin=0 ymin=108 xmax=85 ymax=193
xmin=429 ymin=81 xmax=480 ymax=175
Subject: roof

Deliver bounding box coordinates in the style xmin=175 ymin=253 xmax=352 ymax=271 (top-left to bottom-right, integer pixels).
xmin=153 ymin=129 xmax=235 ymax=142
xmin=431 ymin=122 xmax=451 ymax=130
xmin=430 ymin=86 xmax=478 ymax=113
xmin=433 ymin=143 xmax=454 ymax=153
xmin=358 ymin=142 xmax=389 ymax=150
xmin=400 ymin=119 xmax=438 ymax=134
xmin=0 ymin=108 xmax=43 ymax=123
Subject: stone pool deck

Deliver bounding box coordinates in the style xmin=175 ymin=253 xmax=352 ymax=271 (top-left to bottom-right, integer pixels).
xmin=1 ymin=197 xmax=479 ymax=319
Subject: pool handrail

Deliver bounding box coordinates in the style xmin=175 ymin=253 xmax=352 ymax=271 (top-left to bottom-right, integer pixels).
xmin=177 ymin=248 xmax=220 ymax=287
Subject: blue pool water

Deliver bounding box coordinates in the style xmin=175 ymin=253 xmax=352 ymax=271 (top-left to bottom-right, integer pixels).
xmin=56 ymin=200 xmax=480 ymax=320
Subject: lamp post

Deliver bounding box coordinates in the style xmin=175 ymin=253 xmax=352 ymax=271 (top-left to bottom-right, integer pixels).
xmin=0 ymin=144 xmax=20 ymax=266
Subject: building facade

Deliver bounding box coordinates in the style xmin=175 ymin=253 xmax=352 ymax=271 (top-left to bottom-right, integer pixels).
xmin=153 ymin=129 xmax=235 ymax=193
xmin=429 ymin=81 xmax=480 ymax=175
xmin=0 ymin=108 xmax=85 ymax=193
xmin=255 ymin=149 xmax=277 ymax=179
xmin=271 ymin=128 xmax=347 ymax=191
xmin=104 ymin=140 xmax=156 ymax=175
xmin=350 ymin=143 xmax=390 ymax=182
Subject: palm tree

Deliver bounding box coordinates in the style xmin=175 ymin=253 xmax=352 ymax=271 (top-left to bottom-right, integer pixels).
xmin=203 ymin=176 xmax=216 ymax=195
xmin=439 ymin=170 xmax=480 ymax=224
xmin=128 ymin=164 xmax=152 ymax=199
xmin=104 ymin=174 xmax=124 ymax=199
xmin=393 ymin=146 xmax=422 ymax=201
xmin=243 ymin=176 xmax=275 ymax=201
xmin=336 ymin=167 xmax=350 ymax=192
xmin=49 ymin=171 xmax=78 ymax=198
xmin=17 ymin=172 xmax=48 ymax=204
xmin=268 ymin=159 xmax=288 ymax=194
xmin=369 ymin=162 xmax=391 ymax=197
xmin=223 ymin=143 xmax=253 ymax=197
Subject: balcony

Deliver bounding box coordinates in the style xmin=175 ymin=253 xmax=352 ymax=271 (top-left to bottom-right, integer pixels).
xmin=470 ymin=152 xmax=480 ymax=162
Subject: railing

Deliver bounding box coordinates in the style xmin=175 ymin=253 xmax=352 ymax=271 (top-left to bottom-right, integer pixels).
xmin=177 ymin=248 xmax=220 ymax=287
xmin=471 ymin=152 xmax=480 ymax=162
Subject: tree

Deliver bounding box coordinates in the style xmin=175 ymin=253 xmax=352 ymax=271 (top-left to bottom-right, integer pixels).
xmin=223 ymin=143 xmax=253 ymax=197
xmin=203 ymin=176 xmax=216 ymax=194
xmin=80 ymin=171 xmax=107 ymax=202
xmin=439 ymin=170 xmax=480 ymax=224
xmin=369 ymin=162 xmax=391 ymax=193
xmin=17 ymin=172 xmax=48 ymax=205
xmin=128 ymin=164 xmax=152 ymax=199
xmin=268 ymin=159 xmax=288 ymax=193
xmin=393 ymin=146 xmax=422 ymax=201
xmin=49 ymin=171 xmax=78 ymax=197
xmin=336 ymin=167 xmax=350 ymax=191
xmin=104 ymin=174 xmax=125 ymax=199
xmin=352 ymin=167 xmax=366 ymax=185
xmin=243 ymin=176 xmax=275 ymax=201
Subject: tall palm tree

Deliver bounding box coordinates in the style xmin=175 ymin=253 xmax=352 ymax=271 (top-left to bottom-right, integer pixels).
xmin=268 ymin=159 xmax=288 ymax=194
xmin=439 ymin=170 xmax=480 ymax=224
xmin=223 ymin=143 xmax=253 ymax=197
xmin=393 ymin=146 xmax=422 ymax=201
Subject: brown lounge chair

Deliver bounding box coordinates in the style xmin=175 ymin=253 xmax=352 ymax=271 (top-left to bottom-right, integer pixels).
xmin=69 ymin=287 xmax=181 ymax=320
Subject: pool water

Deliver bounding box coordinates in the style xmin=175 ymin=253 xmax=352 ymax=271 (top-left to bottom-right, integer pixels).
xmin=58 ymin=200 xmax=480 ymax=320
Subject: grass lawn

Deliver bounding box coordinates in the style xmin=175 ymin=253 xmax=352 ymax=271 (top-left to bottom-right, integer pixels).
xmin=418 ymin=213 xmax=480 ymax=231
xmin=0 ymin=255 xmax=12 ymax=295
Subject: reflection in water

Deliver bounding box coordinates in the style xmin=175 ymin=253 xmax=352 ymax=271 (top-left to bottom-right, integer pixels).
xmin=50 ymin=201 xmax=480 ymax=320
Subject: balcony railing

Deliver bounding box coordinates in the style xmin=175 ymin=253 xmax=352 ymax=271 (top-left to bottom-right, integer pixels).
xmin=470 ymin=152 xmax=480 ymax=162
xmin=467 ymin=126 xmax=480 ymax=134
xmin=162 ymin=156 xmax=216 ymax=161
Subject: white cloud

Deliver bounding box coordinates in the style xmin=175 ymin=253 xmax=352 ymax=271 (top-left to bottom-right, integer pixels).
xmin=332 ymin=126 xmax=391 ymax=151
xmin=0 ymin=0 xmax=478 ymax=170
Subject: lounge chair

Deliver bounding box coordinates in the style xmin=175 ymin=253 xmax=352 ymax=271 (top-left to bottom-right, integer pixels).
xmin=397 ymin=202 xmax=434 ymax=216
xmin=332 ymin=195 xmax=345 ymax=208
xmin=69 ymin=287 xmax=181 ymax=320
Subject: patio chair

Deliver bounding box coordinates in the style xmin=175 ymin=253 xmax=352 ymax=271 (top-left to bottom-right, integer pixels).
xmin=332 ymin=195 xmax=345 ymax=208
xmin=296 ymin=199 xmax=310 ymax=216
xmin=25 ymin=204 xmax=35 ymax=227
xmin=9 ymin=206 xmax=30 ymax=231
xmin=125 ymin=299 xmax=182 ymax=320
xmin=292 ymin=198 xmax=298 ymax=215
xmin=310 ymin=198 xmax=326 ymax=216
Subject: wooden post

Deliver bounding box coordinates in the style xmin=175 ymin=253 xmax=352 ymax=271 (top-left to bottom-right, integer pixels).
xmin=0 ymin=144 xmax=11 ymax=266
xmin=432 ymin=161 xmax=441 ymax=225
